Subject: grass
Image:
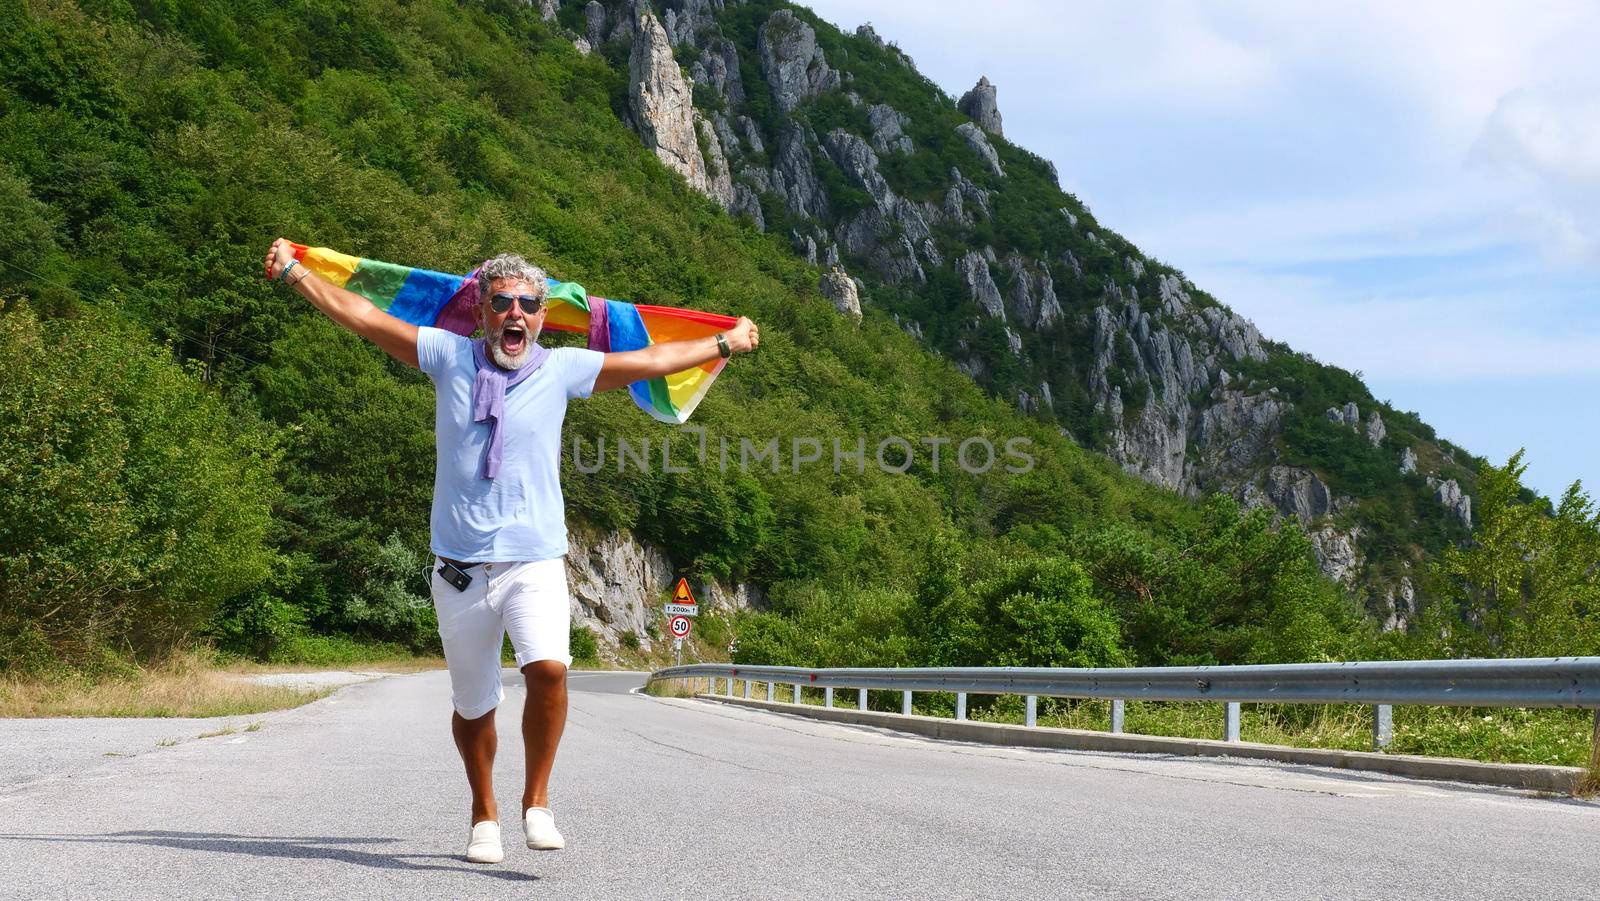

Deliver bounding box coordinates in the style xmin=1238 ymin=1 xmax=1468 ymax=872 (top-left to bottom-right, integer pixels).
xmin=220 ymin=655 xmax=446 ymax=675
xmin=0 ymin=649 xmax=332 ymax=718
xmin=693 ymin=679 xmax=1600 ymax=769
xmin=642 ymin=679 xmax=699 ymax=699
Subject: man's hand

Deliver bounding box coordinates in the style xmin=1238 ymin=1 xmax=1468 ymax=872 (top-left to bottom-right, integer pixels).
xmin=262 ymin=238 xmax=297 ymax=281
xmin=259 ymin=236 xmax=421 ymax=368
xmin=724 ymin=316 xmax=760 ymax=354
xmin=592 ymin=316 xmax=762 ymax=393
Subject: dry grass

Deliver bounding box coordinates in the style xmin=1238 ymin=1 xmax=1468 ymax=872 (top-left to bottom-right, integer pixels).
xmin=219 ymin=655 xmax=446 ymax=675
xmin=0 ymin=650 xmax=330 ymax=718
xmin=642 ymin=678 xmax=700 ymax=699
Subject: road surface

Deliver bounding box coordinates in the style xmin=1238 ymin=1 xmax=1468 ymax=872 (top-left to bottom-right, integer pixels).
xmin=2 ymin=669 xmax=1597 ymax=899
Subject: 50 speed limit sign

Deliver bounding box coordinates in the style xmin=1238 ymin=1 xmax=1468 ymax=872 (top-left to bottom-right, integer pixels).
xmin=669 ymin=615 xmax=692 ymax=638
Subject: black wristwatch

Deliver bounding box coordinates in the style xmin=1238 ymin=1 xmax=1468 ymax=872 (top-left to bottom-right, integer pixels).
xmin=715 ymin=332 xmax=731 ymax=358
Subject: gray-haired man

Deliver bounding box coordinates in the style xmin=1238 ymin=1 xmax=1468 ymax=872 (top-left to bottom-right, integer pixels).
xmin=264 ymin=238 xmax=759 ymax=862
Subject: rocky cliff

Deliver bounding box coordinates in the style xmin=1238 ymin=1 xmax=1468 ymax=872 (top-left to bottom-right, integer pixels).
xmin=556 ymin=0 xmax=1482 ymax=627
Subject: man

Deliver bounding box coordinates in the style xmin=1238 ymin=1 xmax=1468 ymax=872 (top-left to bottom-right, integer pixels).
xmin=262 ymin=239 xmax=759 ymax=863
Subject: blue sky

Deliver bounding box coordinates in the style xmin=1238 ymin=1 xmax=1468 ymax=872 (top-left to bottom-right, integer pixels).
xmin=802 ymin=0 xmax=1600 ymax=502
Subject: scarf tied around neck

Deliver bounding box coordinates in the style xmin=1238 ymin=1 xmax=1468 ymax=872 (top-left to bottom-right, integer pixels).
xmin=471 ymin=337 xmax=550 ymax=479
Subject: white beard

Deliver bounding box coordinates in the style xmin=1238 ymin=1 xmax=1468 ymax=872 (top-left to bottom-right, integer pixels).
xmin=485 ymin=320 xmax=539 ymax=370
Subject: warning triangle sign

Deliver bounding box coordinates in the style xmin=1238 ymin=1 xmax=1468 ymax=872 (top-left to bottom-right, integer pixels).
xmin=672 ymin=577 xmax=697 ymax=606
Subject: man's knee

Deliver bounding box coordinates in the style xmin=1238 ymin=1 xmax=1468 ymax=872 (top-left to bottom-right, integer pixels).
xmin=521 ymin=659 xmax=567 ymax=688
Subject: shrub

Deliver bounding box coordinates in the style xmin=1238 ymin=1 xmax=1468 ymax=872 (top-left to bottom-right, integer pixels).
xmin=0 ymin=305 xmax=278 ymax=665
xmin=570 ymin=624 xmax=600 ymax=665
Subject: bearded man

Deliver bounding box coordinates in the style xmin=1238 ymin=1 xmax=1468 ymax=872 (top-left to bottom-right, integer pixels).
xmin=263 ymin=239 xmax=758 ymax=863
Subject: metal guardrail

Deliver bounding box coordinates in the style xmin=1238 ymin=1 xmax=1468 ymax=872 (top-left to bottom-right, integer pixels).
xmin=646 ymin=658 xmax=1600 ymax=750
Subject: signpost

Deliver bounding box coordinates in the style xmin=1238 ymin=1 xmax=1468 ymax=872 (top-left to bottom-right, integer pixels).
xmin=665 ymin=577 xmax=699 ymax=617
xmin=665 ymin=579 xmax=698 ymax=666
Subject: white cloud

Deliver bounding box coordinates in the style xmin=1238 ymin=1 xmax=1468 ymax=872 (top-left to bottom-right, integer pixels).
xmin=1473 ymin=86 xmax=1600 ymax=262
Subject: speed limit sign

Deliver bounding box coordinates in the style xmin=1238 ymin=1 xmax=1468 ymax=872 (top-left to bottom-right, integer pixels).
xmin=669 ymin=615 xmax=692 ymax=638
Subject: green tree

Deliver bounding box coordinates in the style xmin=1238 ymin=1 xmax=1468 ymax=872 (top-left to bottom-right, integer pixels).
xmin=1432 ymin=451 xmax=1600 ymax=657
xmin=0 ymin=304 xmax=278 ymax=668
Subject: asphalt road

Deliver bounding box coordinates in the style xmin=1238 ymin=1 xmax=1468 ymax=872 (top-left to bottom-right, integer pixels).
xmin=3 ymin=669 xmax=1599 ymax=900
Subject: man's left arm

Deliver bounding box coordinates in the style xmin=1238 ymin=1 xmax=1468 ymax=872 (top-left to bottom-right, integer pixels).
xmin=591 ymin=316 xmax=759 ymax=394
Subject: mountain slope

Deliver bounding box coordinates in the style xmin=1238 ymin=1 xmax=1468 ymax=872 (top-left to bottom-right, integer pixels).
xmin=3 ymin=0 xmax=1373 ymax=670
xmin=574 ymin=0 xmax=1483 ymax=627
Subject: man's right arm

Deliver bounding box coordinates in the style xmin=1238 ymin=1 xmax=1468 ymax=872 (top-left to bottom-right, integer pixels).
xmin=264 ymin=238 xmax=420 ymax=369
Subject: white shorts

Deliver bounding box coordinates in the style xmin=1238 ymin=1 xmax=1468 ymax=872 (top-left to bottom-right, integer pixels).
xmin=431 ymin=556 xmax=572 ymax=719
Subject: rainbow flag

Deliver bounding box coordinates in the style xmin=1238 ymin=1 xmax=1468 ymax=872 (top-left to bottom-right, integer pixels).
xmin=289 ymin=244 xmax=736 ymax=424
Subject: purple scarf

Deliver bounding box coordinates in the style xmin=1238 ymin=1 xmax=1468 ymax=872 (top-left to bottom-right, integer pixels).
xmin=471 ymin=339 xmax=550 ymax=479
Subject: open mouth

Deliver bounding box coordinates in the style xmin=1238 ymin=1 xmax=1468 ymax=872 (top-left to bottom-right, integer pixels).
xmin=500 ymin=323 xmax=527 ymax=355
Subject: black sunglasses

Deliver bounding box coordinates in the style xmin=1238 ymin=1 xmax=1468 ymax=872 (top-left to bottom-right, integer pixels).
xmin=488 ymin=292 xmax=544 ymax=314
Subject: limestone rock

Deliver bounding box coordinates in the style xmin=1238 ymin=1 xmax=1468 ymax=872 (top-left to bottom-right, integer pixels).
xmin=1196 ymin=305 xmax=1267 ymax=362
xmin=584 ymin=1 xmax=606 ymax=48
xmin=567 ymin=527 xmax=763 ymax=648
xmin=696 ymin=38 xmax=746 ymax=105
xmin=565 ymin=527 xmax=673 ymax=648
xmin=1365 ymin=410 xmax=1386 ymax=447
xmin=819 ymin=266 xmax=863 ymax=322
xmin=770 ymin=126 xmax=829 ymax=220
xmin=1192 ymin=389 xmax=1287 ymax=480
xmin=1326 ymin=403 xmax=1360 ymax=428
xmin=1004 ymin=326 xmax=1023 ymax=355
xmin=1400 ymin=446 xmax=1418 ymax=475
xmin=695 ymin=116 xmax=735 ymax=207
xmin=856 ymin=23 xmax=883 ymax=46
xmin=1157 ymin=274 xmax=1189 ymax=317
xmin=956 ymin=122 xmax=1004 ymax=178
xmin=893 ymin=313 xmax=924 ymax=341
xmin=628 ymin=10 xmax=732 ymax=209
xmin=737 ymin=115 xmax=765 ymax=154
xmin=942 ymin=167 xmax=992 ymax=227
xmin=1382 ymin=577 xmax=1417 ymax=631
xmin=791 ymin=229 xmax=817 ymax=264
xmin=702 ymin=579 xmax=767 ymax=613
xmin=820 ymin=129 xmax=934 ymax=284
xmin=1432 ymin=478 xmax=1473 ymax=528
xmin=957 ymin=75 xmax=1003 ymax=136
xmin=957 ymin=251 xmax=1005 ymax=320
xmin=1263 ymin=465 xmax=1332 ymax=524
xmin=1061 ymin=249 xmax=1083 ymax=280
xmin=607 ymin=0 xmax=638 ymax=44
xmin=867 ymin=103 xmax=913 ymax=154
xmin=710 ymin=112 xmax=741 ymax=155
xmin=1310 ymin=526 xmax=1362 ymax=586
xmin=757 ymin=10 xmax=838 ymax=114
xmin=1125 ymin=255 xmax=1145 ymax=280
xmin=538 ymin=0 xmax=559 ymax=23
xmin=730 ymin=183 xmax=764 ymax=230
xmin=1002 ymin=253 xmax=1061 ymax=329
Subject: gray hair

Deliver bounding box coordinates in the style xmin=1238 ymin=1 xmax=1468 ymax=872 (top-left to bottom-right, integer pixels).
xmin=477 ymin=253 xmax=548 ymax=303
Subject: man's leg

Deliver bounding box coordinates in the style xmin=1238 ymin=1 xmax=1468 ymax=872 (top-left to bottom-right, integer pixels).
xmin=520 ymin=660 xmax=567 ymax=811
xmin=431 ymin=559 xmax=508 ymax=826
xmin=498 ymin=557 xmax=574 ymax=817
xmin=453 ymin=708 xmax=499 ymax=824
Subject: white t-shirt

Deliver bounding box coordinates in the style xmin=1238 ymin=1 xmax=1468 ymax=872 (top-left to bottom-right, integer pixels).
xmin=416 ymin=327 xmax=604 ymax=562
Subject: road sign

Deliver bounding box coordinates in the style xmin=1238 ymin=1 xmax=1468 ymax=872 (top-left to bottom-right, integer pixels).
xmin=669 ymin=615 xmax=692 ymax=638
xmin=666 ymin=577 xmax=699 ymax=617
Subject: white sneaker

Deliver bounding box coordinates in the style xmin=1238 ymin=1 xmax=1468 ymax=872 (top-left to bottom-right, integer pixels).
xmin=523 ymin=807 xmax=565 ymax=850
xmin=466 ymin=821 xmax=504 ymax=864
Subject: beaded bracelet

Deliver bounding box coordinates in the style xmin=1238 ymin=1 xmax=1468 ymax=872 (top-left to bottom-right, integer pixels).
xmin=276 ymin=258 xmax=300 ymax=283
